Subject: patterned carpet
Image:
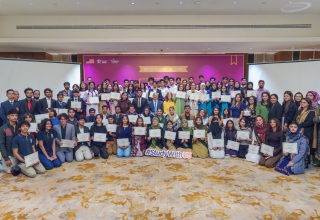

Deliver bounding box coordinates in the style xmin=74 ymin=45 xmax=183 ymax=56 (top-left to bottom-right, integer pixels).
xmin=0 ymin=156 xmax=320 ymax=220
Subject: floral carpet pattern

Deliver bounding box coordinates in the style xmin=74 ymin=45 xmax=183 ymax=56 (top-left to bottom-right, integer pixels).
xmin=0 ymin=156 xmax=320 ymax=219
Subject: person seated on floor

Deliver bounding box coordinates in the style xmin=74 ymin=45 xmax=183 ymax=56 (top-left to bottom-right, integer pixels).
xmin=192 ymin=116 xmax=209 ymax=158
xmin=90 ymin=114 xmax=109 ymax=159
xmin=162 ymin=120 xmax=178 ymax=151
xmin=12 ymin=120 xmax=46 ymax=178
xmin=224 ymin=120 xmax=238 ymax=158
xmin=147 ymin=117 xmax=163 ymax=151
xmin=116 ymin=115 xmax=132 ymax=158
xmin=74 ymin=115 xmax=93 ymax=162
xmin=175 ymin=119 xmax=193 ymax=152
xmin=106 ymin=115 xmax=117 ymax=155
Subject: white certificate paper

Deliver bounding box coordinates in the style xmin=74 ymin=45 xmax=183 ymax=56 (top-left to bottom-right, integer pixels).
xmin=211 ymin=91 xmax=221 ymax=99
xmin=102 ymin=119 xmax=108 ymax=125
xmin=101 ymin=93 xmax=111 ymax=100
xmin=28 ymin=123 xmax=37 ymax=133
xmin=117 ymin=138 xmax=130 ymax=146
xmin=128 ymin=115 xmax=138 ymax=123
xmin=84 ymin=122 xmax=94 ymax=129
xmin=77 ymin=133 xmax=90 ymax=142
xmin=149 ymin=129 xmax=161 ymax=138
xmin=248 ymin=144 xmax=260 ymax=154
xmin=178 ymin=131 xmax=190 ymax=139
xmin=61 ymin=139 xmax=76 ymax=148
xmin=159 ymin=123 xmax=164 ymax=128
xmin=221 ymin=95 xmax=231 ymax=102
xmin=187 ymin=120 xmax=194 ymax=127
xmin=71 ymin=101 xmax=82 ymax=109
xmin=110 ymin=92 xmax=121 ymax=100
xmin=176 ymin=91 xmax=186 ymax=99
xmin=129 ymin=98 xmax=134 ymax=103
xmin=193 ymin=130 xmax=205 ymax=138
xmin=106 ymin=124 xmax=117 ymax=132
xmin=200 ymin=93 xmax=209 ymax=101
xmin=244 ymin=109 xmax=251 ymax=117
xmin=164 ymin=131 xmax=176 ymax=140
xmin=134 ymin=127 xmax=146 ymax=135
xmin=35 ymin=113 xmax=49 ymax=124
xmin=247 ymin=90 xmax=257 ymax=97
xmin=237 ymin=131 xmax=250 ymax=140
xmin=24 ymin=151 xmax=39 ymax=168
xmin=93 ymin=133 xmax=106 ymax=142
xmin=212 ymin=139 xmax=224 ymax=148
xmin=142 ymin=116 xmax=151 ymax=125
xmin=63 ymin=96 xmax=70 ymax=103
xmin=230 ymin=91 xmax=239 ymax=98
xmin=89 ymin=97 xmax=99 ymax=104
xmin=283 ymin=142 xmax=298 ymax=154
xmin=260 ymin=144 xmax=274 ymax=156
xmin=189 ymin=93 xmax=199 ymax=101
xmin=58 ymin=109 xmax=68 ymax=114
xmin=223 ymin=117 xmax=233 ymax=126
xmin=227 ymin=140 xmax=240 ymax=151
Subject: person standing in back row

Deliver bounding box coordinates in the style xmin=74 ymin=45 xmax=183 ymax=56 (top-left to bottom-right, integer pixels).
xmin=256 ymin=80 xmax=270 ymax=103
xmin=132 ymin=89 xmax=149 ymax=114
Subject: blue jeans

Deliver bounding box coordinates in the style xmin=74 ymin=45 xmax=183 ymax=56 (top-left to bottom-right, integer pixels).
xmin=57 ymin=148 xmax=73 ymax=163
xmin=117 ymin=145 xmax=132 ymax=157
xmin=39 ymin=152 xmax=62 ymax=170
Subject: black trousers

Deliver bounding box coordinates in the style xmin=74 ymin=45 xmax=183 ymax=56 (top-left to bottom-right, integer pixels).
xmin=238 ymin=144 xmax=248 ymax=158
xmin=91 ymin=145 xmax=109 ymax=159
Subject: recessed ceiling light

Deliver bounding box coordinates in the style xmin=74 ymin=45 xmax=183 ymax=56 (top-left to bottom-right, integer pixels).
xmin=289 ymin=1 xmax=292 ymax=4
xmin=195 ymin=1 xmax=201 ymax=4
xmin=234 ymin=2 xmax=237 ymax=4
xmin=77 ymin=2 xmax=80 ymax=5
xmin=250 ymin=48 xmax=252 ymax=49
xmin=132 ymin=2 xmax=134 ymax=4
xmin=180 ymin=2 xmax=183 ymax=4
xmin=167 ymin=48 xmax=169 ymax=49
xmin=208 ymin=48 xmax=211 ymax=49
xmin=282 ymin=2 xmax=312 ymax=13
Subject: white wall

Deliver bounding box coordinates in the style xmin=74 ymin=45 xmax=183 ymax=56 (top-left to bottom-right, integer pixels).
xmin=248 ymin=60 xmax=320 ymax=103
xmin=0 ymin=59 xmax=81 ymax=102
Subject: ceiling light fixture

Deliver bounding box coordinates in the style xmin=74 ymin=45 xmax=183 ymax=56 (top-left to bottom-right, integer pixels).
xmin=234 ymin=1 xmax=237 ymax=4
xmin=208 ymin=48 xmax=211 ymax=49
xmin=132 ymin=2 xmax=134 ymax=4
xmin=281 ymin=2 xmax=312 ymax=13
xmin=180 ymin=2 xmax=183 ymax=4
xmin=77 ymin=2 xmax=80 ymax=5
xmin=195 ymin=1 xmax=201 ymax=4
xmin=250 ymin=48 xmax=252 ymax=49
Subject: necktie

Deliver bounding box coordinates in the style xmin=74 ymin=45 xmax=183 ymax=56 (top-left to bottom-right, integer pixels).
xmin=75 ymin=98 xmax=78 ymax=102
xmin=10 ymin=101 xmax=13 ymax=106
xmin=138 ymin=98 xmax=141 ymax=108
xmin=154 ymin=101 xmax=157 ymax=114
xmin=27 ymin=100 xmax=31 ymax=110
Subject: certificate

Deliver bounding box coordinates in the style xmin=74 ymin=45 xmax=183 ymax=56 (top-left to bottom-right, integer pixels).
xmin=84 ymin=122 xmax=94 ymax=129
xmin=227 ymin=140 xmax=240 ymax=151
xmin=35 ymin=113 xmax=49 ymax=124
xmin=178 ymin=131 xmax=190 ymax=139
xmin=212 ymin=139 xmax=224 ymax=148
xmin=134 ymin=127 xmax=146 ymax=135
xmin=211 ymin=91 xmax=221 ymax=99
xmin=193 ymin=130 xmax=205 ymax=138
xmin=230 ymin=91 xmax=239 ymax=98
xmin=24 ymin=152 xmax=39 ymax=168
xmin=63 ymin=96 xmax=70 ymax=103
xmin=187 ymin=120 xmax=194 ymax=127
xmin=176 ymin=91 xmax=186 ymax=99
xmin=101 ymin=93 xmax=111 ymax=100
xmin=106 ymin=124 xmax=117 ymax=132
xmin=28 ymin=123 xmax=37 ymax=133
xmin=142 ymin=116 xmax=151 ymax=125
xmin=223 ymin=117 xmax=233 ymax=126
xmin=244 ymin=109 xmax=252 ymax=117
xmin=93 ymin=133 xmax=106 ymax=142
xmin=221 ymin=95 xmax=231 ymax=102
xmin=61 ymin=139 xmax=76 ymax=148
xmin=164 ymin=131 xmax=176 ymax=140
xmin=128 ymin=115 xmax=138 ymax=123
xmin=237 ymin=131 xmax=250 ymax=140
xmin=247 ymin=90 xmax=257 ymax=97
xmin=142 ymin=92 xmax=147 ymax=98
xmin=248 ymin=144 xmax=260 ymax=154
xmin=189 ymin=93 xmax=199 ymax=101
xmin=283 ymin=142 xmax=298 ymax=154
xmin=159 ymin=123 xmax=164 ymax=128
xmin=102 ymin=119 xmax=108 ymax=125
xmin=110 ymin=92 xmax=120 ymax=100
xmin=58 ymin=109 xmax=68 ymax=114
xmin=149 ymin=129 xmax=161 ymax=138
xmin=77 ymin=133 xmax=90 ymax=142
xmin=200 ymin=94 xmax=210 ymax=101
xmin=149 ymin=91 xmax=157 ymax=98
xmin=89 ymin=97 xmax=99 ymax=104
xmin=169 ymin=87 xmax=177 ymax=93
xmin=71 ymin=101 xmax=82 ymax=109
xmin=117 ymin=138 xmax=130 ymax=146
xmin=260 ymin=144 xmax=274 ymax=156
xmin=129 ymin=98 xmax=134 ymax=103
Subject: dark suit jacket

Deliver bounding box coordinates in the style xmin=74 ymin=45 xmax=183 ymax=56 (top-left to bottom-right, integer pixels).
xmin=59 ymin=89 xmax=73 ymax=99
xmin=55 ymin=101 xmax=67 ymax=109
xmin=66 ymin=98 xmax=85 ymax=119
xmin=39 ymin=98 xmax=57 ymax=113
xmin=20 ymin=98 xmax=39 ymax=116
xmin=149 ymin=100 xmax=163 ymax=113
xmin=147 ymin=89 xmax=163 ymax=101
xmin=75 ymin=125 xmax=90 ymax=151
xmin=132 ymin=97 xmax=149 ymax=114
xmin=268 ymin=102 xmax=282 ymax=123
xmin=0 ymin=100 xmax=23 ymax=123
xmin=86 ymin=116 xmax=95 ymax=123
xmin=113 ymin=114 xmax=123 ymax=125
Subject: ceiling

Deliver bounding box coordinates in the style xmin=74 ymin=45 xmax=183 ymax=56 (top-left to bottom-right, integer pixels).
xmin=0 ymin=0 xmax=319 ymax=16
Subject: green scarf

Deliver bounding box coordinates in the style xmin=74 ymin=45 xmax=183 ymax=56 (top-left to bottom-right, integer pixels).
xmin=182 ymin=119 xmax=193 ymax=135
xmin=150 ymin=117 xmax=160 ymax=148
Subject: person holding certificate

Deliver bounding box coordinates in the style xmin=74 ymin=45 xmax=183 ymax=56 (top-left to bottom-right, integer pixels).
xmin=165 ymin=107 xmax=181 ymax=131
xmin=118 ymin=92 xmax=132 ymax=114
xmin=275 ymin=122 xmax=308 ymax=175
xmin=132 ymin=117 xmax=147 ymax=157
xmin=163 ymin=92 xmax=175 ymax=115
xmin=154 ymin=109 xmax=166 ymax=128
xmin=162 ymin=121 xmax=178 ymax=151
xmin=89 ymin=114 xmax=108 ymax=159
xmin=116 ymin=115 xmax=132 ymax=158
xmin=208 ymin=117 xmax=224 ymax=159
xmin=126 ymin=105 xmax=138 ymax=126
xmin=173 ymin=84 xmax=186 ymax=115
xmin=74 ymin=116 xmax=93 ymax=162
xmin=175 ymin=119 xmax=193 ymax=152
xmin=245 ymin=96 xmax=257 ymax=129
xmin=236 ymin=118 xmax=252 ymax=158
xmin=224 ymin=120 xmax=238 ymax=157
xmin=21 ymin=113 xmax=38 ymax=139
xmin=13 ymin=121 xmax=46 ymax=178
xmin=186 ymin=83 xmax=199 ymax=116
xmin=66 ymin=89 xmax=85 ymax=119
xmin=46 ymin=108 xmax=59 ymax=126
xmin=109 ymin=84 xmax=121 ymax=114
xmin=106 ymin=115 xmax=117 ymax=155
xmin=209 ymin=83 xmax=220 ymax=115
xmin=259 ymin=118 xmax=284 ymax=168
xmin=83 ymin=82 xmax=99 ymax=116
xmin=147 ymin=117 xmax=163 ymax=151
xmin=37 ymin=119 xmax=61 ymax=170
xmin=230 ymin=94 xmax=246 ymax=130
xmin=198 ymin=83 xmax=210 ymax=116
xmin=98 ymin=82 xmax=110 ymax=114
xmin=192 ymin=117 xmax=208 ymax=158
xmin=219 ymin=86 xmax=231 ymax=116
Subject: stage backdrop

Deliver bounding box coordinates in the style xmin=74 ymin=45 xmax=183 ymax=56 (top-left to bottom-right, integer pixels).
xmin=83 ymin=55 xmax=244 ymax=85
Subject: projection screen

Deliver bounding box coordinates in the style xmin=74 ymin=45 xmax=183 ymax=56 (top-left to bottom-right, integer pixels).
xmin=248 ymin=60 xmax=320 ymax=103
xmin=0 ymin=58 xmax=81 ymax=102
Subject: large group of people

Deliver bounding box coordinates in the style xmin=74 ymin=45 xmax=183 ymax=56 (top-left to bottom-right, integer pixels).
xmin=0 ymin=75 xmax=318 ymax=178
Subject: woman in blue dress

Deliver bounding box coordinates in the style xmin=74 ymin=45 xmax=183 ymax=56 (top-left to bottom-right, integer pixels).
xmin=219 ymin=85 xmax=231 ymax=116
xmin=198 ymin=83 xmax=210 ymax=115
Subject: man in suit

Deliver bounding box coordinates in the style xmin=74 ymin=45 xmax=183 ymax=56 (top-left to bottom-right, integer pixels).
xmin=123 ymin=79 xmax=130 ymax=93
xmin=20 ymin=87 xmax=39 ymax=117
xmin=39 ymin=88 xmax=56 ymax=113
xmin=55 ymin=93 xmax=67 ymax=109
xmin=53 ymin=113 xmax=76 ymax=163
xmin=112 ymin=106 xmax=123 ymax=125
xmin=86 ymin=108 xmax=96 ymax=122
xmin=33 ymin=90 xmax=40 ymax=102
xmin=0 ymin=89 xmax=23 ymax=123
xmin=59 ymin=82 xmax=73 ymax=99
xmin=132 ymin=89 xmax=149 ymax=114
xmin=147 ymin=81 xmax=163 ymax=101
xmin=180 ymin=105 xmax=196 ymax=121
xmin=74 ymin=115 xmax=92 ymax=162
xmin=66 ymin=89 xmax=85 ymax=119
xmin=149 ymin=93 xmax=163 ymax=116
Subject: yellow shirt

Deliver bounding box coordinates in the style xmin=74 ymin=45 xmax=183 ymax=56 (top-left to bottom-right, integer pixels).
xmin=163 ymin=100 xmax=175 ymax=115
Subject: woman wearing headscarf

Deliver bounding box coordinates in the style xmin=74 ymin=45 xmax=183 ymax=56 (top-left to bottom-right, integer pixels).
xmin=234 ymin=81 xmax=245 ymax=99
xmin=192 ymin=116 xmax=209 ymax=158
xmin=275 ymin=121 xmax=308 ymax=175
xmin=209 ymin=83 xmax=220 ymax=110
xmin=141 ymin=106 xmax=152 ymax=127
xmin=253 ymin=115 xmax=268 ymax=145
xmin=198 ymin=83 xmax=210 ymax=114
xmin=162 ymin=120 xmax=178 ymax=151
xmin=174 ymin=83 xmax=186 ymax=116
xmin=245 ymin=82 xmax=255 ymax=103
xmin=154 ymin=108 xmax=166 ymax=129
xmin=175 ymin=119 xmax=193 ymax=152
xmin=187 ymin=83 xmax=199 ymax=115
xmin=306 ymin=91 xmax=320 ymax=110
xmin=208 ymin=116 xmax=225 ymax=159
xmin=146 ymin=117 xmax=163 ymax=151
xmin=165 ymin=106 xmax=181 ymax=131
xmin=282 ymin=91 xmax=297 ymax=132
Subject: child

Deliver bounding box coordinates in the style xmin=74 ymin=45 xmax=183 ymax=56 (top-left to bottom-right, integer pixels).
xmin=132 ymin=117 xmax=147 ymax=157
xmin=107 ymin=115 xmax=117 ymax=155
xmin=236 ymin=118 xmax=252 ymax=158
xmin=12 ymin=121 xmax=46 ymax=178
xmin=224 ymin=120 xmax=238 ymax=157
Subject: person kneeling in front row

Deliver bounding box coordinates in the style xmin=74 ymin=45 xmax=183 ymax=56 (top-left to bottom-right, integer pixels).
xmin=75 ymin=116 xmax=93 ymax=161
xmin=116 ymin=115 xmax=132 ymax=158
xmin=90 ymin=114 xmax=109 ymax=159
xmin=12 ymin=121 xmax=45 ymax=178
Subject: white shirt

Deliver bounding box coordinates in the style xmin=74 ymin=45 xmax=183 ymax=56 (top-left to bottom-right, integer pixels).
xmin=46 ymin=97 xmax=51 ymax=108
xmin=168 ymin=85 xmax=177 ymax=93
xmin=160 ymin=87 xmax=168 ymax=98
xmin=79 ymin=127 xmax=84 ymax=133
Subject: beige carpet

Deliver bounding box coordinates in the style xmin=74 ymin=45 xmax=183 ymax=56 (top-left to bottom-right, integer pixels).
xmin=0 ymin=156 xmax=320 ymax=219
